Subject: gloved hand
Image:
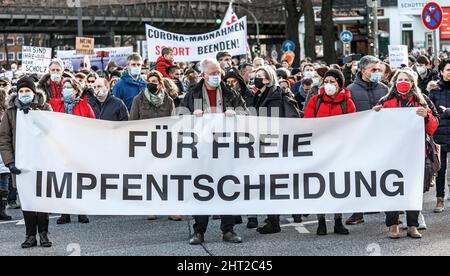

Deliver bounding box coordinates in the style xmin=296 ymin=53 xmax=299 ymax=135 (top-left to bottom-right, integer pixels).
xmin=8 ymin=163 xmax=22 ymax=175
xmin=21 ymin=107 xmax=30 ymax=114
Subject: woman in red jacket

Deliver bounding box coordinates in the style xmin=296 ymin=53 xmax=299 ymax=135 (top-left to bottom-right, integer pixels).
xmin=373 ymin=68 xmax=438 ymax=240
xmin=304 ymin=69 xmax=355 ymax=236
xmin=50 ymin=78 xmax=94 ymax=225
xmin=50 ymin=78 xmax=95 ymax=119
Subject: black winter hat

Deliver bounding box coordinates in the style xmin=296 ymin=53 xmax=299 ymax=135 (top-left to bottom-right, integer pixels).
xmin=216 ymin=51 xmax=231 ymax=61
xmin=224 ymin=68 xmax=246 ymax=89
xmin=16 ymin=76 xmax=36 ymax=93
xmin=323 ymin=69 xmax=345 ymax=89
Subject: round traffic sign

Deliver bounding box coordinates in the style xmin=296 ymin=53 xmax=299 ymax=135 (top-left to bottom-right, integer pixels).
xmin=422 ymin=2 xmax=443 ymax=31
xmin=282 ymin=40 xmax=296 ymax=53
xmin=340 ymin=31 xmax=353 ymax=43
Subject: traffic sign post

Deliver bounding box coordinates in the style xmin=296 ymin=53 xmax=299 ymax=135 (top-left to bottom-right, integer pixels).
xmin=282 ymin=40 xmax=296 ymax=53
xmin=340 ymin=31 xmax=353 ymax=44
xmin=422 ymin=2 xmax=443 ymax=58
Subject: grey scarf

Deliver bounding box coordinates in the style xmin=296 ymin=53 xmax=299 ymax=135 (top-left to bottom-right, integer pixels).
xmin=201 ymin=84 xmax=223 ymax=113
xmin=145 ymin=88 xmax=165 ymax=107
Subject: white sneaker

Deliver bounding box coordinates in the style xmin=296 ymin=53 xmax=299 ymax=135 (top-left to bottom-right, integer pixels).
xmin=418 ymin=212 xmax=427 ymax=230
xmin=401 ymin=213 xmax=408 ymax=230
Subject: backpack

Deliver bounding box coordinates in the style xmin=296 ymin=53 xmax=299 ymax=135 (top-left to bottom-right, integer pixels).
xmin=314 ymin=94 xmax=348 ymax=118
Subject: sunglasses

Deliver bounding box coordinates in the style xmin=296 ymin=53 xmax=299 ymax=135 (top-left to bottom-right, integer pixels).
xmin=0 ymin=83 xmax=8 ymax=87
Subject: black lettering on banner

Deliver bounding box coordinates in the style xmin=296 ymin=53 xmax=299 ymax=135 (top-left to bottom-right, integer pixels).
xmin=177 ymin=132 xmax=199 ymax=159
xmin=270 ymin=174 xmax=290 ymax=200
xmin=170 ymin=175 xmax=191 ymax=201
xmin=329 ymin=172 xmax=351 ymax=199
xmin=355 ymin=171 xmax=377 ymax=198
xmin=123 ymin=174 xmax=143 ymax=201
xmin=304 ymin=173 xmax=325 ymax=199
xmin=260 ymin=134 xmax=279 ymax=158
xmin=293 ymin=173 xmax=300 ymax=199
xmin=234 ymin=132 xmax=255 ymax=158
xmin=46 ymin=172 xmax=72 ymax=199
xmin=151 ymin=127 xmax=172 ymax=158
xmin=101 ymin=174 xmax=119 ymax=200
xmin=381 ymin=170 xmax=404 ymax=197
xmin=36 ymin=171 xmax=42 ymax=197
xmin=244 ymin=175 xmax=265 ymax=200
xmin=129 ymin=131 xmax=148 ymax=158
xmin=218 ymin=175 xmax=240 ymax=201
xmin=293 ymin=133 xmax=313 ymax=157
xmin=193 ymin=175 xmax=214 ymax=201
xmin=213 ymin=132 xmax=231 ymax=159
xmin=146 ymin=175 xmax=168 ymax=201
xmin=282 ymin=135 xmax=289 ymax=157
xmin=77 ymin=173 xmax=97 ymax=199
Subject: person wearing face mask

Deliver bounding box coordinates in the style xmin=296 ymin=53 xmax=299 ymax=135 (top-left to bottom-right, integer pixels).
xmin=81 ymin=72 xmax=98 ymax=108
xmin=374 ymin=69 xmax=438 ymax=239
xmin=112 ymin=53 xmax=147 ymax=112
xmin=156 ymin=48 xmax=175 ymax=78
xmin=345 ymin=55 xmax=389 ymax=226
xmin=415 ymin=55 xmax=438 ymax=96
xmin=303 ymin=69 xmax=355 ymax=236
xmin=168 ymin=66 xmax=186 ymax=94
xmin=217 ymin=52 xmax=233 ymax=73
xmin=224 ymin=68 xmax=255 ymax=108
xmin=181 ymin=59 xmax=247 ymax=245
xmin=50 ymin=78 xmax=94 ymax=225
xmin=0 ymin=76 xmax=53 ymax=248
xmin=130 ymin=71 xmax=175 ymax=120
xmin=251 ymin=66 xmax=300 ymax=235
xmin=429 ymin=58 xmax=450 ymax=213
xmin=50 ymin=78 xmax=95 ymax=119
xmin=90 ymin=78 xmax=129 ymax=121
xmin=38 ymin=58 xmax=74 ymax=101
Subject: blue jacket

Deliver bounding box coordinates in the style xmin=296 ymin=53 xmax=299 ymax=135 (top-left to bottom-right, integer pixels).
xmin=112 ymin=70 xmax=147 ymax=111
xmin=91 ymin=94 xmax=129 ymax=122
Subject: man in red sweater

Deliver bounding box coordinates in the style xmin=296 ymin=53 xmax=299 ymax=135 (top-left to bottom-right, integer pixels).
xmin=156 ymin=48 xmax=174 ymax=78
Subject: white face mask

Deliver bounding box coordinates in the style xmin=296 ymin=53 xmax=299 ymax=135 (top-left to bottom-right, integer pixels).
xmin=324 ymin=84 xmax=337 ymax=96
xmin=417 ymin=66 xmax=427 ymax=75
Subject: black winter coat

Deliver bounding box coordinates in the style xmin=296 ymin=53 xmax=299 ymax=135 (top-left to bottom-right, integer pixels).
xmin=429 ymin=80 xmax=450 ymax=151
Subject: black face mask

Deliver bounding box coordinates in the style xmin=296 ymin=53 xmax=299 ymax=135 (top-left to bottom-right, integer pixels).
xmin=254 ymin=78 xmax=266 ymax=89
xmin=147 ymin=83 xmax=158 ymax=94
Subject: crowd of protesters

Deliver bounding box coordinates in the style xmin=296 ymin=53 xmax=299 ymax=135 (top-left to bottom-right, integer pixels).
xmin=0 ymin=46 xmax=448 ymax=248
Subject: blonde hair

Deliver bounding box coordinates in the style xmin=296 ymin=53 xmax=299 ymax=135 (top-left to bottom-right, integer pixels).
xmin=255 ymin=66 xmax=279 ymax=87
xmin=384 ymin=68 xmax=427 ymax=107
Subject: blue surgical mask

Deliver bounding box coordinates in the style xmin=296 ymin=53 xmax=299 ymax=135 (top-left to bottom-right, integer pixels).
xmin=313 ymin=78 xmax=320 ymax=87
xmin=62 ymin=88 xmax=74 ymax=100
xmin=370 ymin=72 xmax=383 ymax=83
xmin=50 ymin=74 xmax=61 ymax=83
xmin=96 ymin=89 xmax=106 ymax=98
xmin=303 ymin=71 xmax=315 ymax=79
xmin=18 ymin=93 xmax=34 ymax=105
xmin=208 ymin=75 xmax=221 ymax=88
xmin=224 ymin=63 xmax=231 ymax=70
xmin=130 ymin=67 xmax=141 ymax=77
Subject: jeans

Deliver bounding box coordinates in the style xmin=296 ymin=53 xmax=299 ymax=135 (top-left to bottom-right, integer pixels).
xmin=0 ymin=173 xmax=9 ymax=191
xmin=436 ymin=151 xmax=448 ymax=198
xmin=385 ymin=211 xmax=419 ymax=228
xmin=193 ymin=215 xmax=235 ymax=235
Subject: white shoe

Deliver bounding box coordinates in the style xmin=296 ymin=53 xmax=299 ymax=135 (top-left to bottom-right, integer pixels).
xmin=401 ymin=214 xmax=408 ymax=230
xmin=418 ymin=212 xmax=427 ymax=230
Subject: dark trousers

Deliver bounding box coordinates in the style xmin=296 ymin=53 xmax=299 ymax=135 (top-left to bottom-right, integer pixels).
xmin=23 ymin=211 xmax=49 ymax=236
xmin=193 ymin=215 xmax=234 ymax=235
xmin=436 ymin=150 xmax=448 ymax=198
xmin=7 ymin=174 xmax=16 ymax=203
xmin=317 ymin=213 xmax=342 ymax=220
xmin=385 ymin=211 xmax=419 ymax=228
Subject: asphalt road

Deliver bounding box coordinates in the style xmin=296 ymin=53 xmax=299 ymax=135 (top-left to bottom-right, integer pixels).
xmin=1 ymin=190 xmax=450 ymax=256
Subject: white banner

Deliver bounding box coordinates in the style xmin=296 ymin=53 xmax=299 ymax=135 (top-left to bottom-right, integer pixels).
xmin=389 ymin=45 xmax=409 ymax=69
xmin=146 ymin=17 xmax=248 ymax=62
xmin=22 ymin=46 xmax=52 ymax=75
xmin=56 ymin=47 xmax=133 ymax=72
xmin=15 ymin=109 xmax=425 ymax=215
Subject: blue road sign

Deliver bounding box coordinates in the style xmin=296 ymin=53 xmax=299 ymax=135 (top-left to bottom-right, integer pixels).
xmin=340 ymin=31 xmax=353 ymax=43
xmin=282 ymin=40 xmax=296 ymax=53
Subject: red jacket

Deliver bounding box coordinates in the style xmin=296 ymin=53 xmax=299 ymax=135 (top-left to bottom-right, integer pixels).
xmin=50 ymin=98 xmax=96 ymax=119
xmin=156 ymin=56 xmax=173 ymax=78
xmin=304 ymin=87 xmax=356 ymax=118
xmin=381 ymin=95 xmax=438 ymax=136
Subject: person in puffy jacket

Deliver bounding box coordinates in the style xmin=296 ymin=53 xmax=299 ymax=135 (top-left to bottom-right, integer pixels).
xmin=374 ymin=68 xmax=438 ymax=240
xmin=304 ymin=69 xmax=355 ymax=236
xmin=156 ymin=48 xmax=174 ymax=78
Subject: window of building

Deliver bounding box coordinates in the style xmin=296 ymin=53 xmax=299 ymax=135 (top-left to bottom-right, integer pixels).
xmin=6 ymin=38 xmax=14 ymax=46
xmin=16 ymin=36 xmax=24 ymax=46
xmin=7 ymin=53 xmax=15 ymax=61
xmin=0 ymin=52 xmax=4 ymax=61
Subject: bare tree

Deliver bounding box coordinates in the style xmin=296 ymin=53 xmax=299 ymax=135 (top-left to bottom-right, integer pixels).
xmin=321 ymin=0 xmax=336 ymax=65
xmin=302 ymin=0 xmax=315 ymax=60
